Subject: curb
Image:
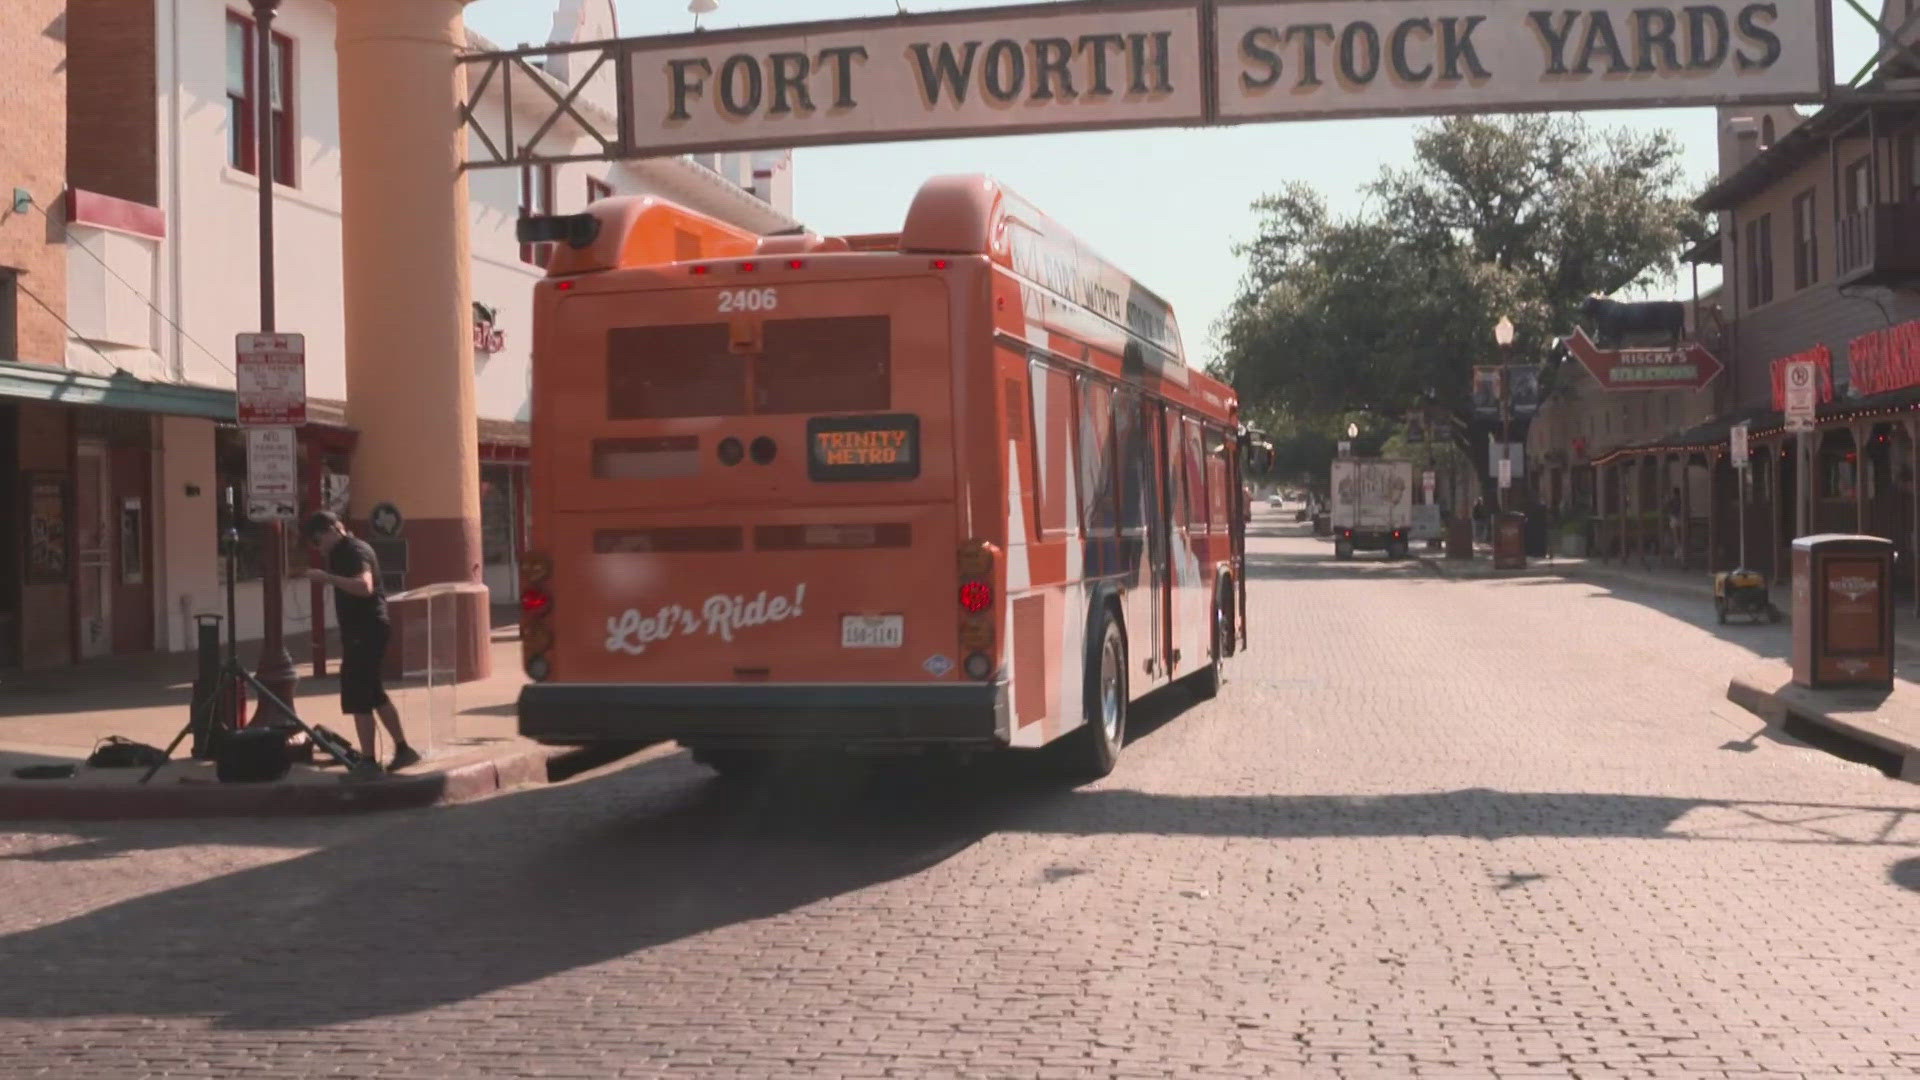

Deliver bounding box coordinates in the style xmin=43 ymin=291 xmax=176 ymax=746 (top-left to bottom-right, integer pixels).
xmin=1726 ymin=675 xmax=1920 ymax=782
xmin=0 ymin=743 xmax=563 ymax=821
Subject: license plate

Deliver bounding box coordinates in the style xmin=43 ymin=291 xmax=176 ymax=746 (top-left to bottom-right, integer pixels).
xmin=841 ymin=614 xmax=904 ymax=649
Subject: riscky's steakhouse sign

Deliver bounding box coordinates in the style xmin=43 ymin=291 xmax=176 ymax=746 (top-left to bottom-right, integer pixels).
xmin=625 ymin=1 xmax=1825 ymax=155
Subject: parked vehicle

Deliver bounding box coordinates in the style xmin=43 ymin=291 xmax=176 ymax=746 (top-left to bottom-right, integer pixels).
xmin=1330 ymin=458 xmax=1414 ymax=560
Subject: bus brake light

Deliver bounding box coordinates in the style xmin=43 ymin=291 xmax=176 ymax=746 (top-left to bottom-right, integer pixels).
xmin=787 ymin=259 xmax=806 ymax=270
xmin=959 ymin=581 xmax=993 ymax=613
xmin=690 ymin=265 xmax=710 ymax=275
xmin=739 ymin=262 xmax=758 ymax=272
xmin=930 ymin=259 xmax=950 ymax=270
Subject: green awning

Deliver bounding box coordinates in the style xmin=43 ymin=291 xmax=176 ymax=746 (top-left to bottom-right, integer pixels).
xmin=0 ymin=360 xmax=235 ymax=421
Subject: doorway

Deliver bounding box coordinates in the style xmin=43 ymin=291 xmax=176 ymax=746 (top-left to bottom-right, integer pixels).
xmin=74 ymin=439 xmax=112 ymax=659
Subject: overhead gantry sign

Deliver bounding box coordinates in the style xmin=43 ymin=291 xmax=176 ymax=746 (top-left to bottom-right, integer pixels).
xmin=461 ymin=0 xmax=1833 ymax=167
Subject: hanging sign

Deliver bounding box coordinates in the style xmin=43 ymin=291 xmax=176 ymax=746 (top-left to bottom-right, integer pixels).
xmin=610 ymin=1 xmax=1827 ymax=158
xmin=1565 ymin=327 xmax=1723 ymax=392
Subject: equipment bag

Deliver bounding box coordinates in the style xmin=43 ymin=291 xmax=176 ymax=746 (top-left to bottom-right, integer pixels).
xmin=86 ymin=736 xmax=171 ymax=770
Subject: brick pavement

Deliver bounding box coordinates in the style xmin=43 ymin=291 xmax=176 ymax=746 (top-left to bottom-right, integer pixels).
xmin=0 ymin=511 xmax=1915 ymax=1078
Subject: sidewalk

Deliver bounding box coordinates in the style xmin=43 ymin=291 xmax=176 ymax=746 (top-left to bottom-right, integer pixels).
xmin=0 ymin=620 xmax=560 ymax=819
xmin=1420 ymin=548 xmax=1920 ymax=781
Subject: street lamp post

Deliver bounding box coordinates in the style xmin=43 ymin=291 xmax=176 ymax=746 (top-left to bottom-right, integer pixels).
xmin=249 ymin=0 xmax=297 ymax=722
xmin=1493 ymin=316 xmax=1516 ymax=512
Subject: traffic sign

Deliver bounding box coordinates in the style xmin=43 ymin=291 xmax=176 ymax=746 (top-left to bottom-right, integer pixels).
xmin=1337 ymin=440 xmax=1352 ymax=458
xmin=245 ymin=426 xmax=297 ymax=521
xmin=369 ymin=502 xmax=404 ymax=539
xmin=1422 ymin=470 xmax=1436 ymax=502
xmin=236 ymin=333 xmax=307 ymax=426
xmin=1497 ymin=457 xmax=1512 ymax=490
xmin=1564 ymin=327 xmax=1724 ymax=392
xmin=1730 ymin=422 xmax=1749 ymax=467
xmin=1784 ymin=360 xmax=1817 ymax=432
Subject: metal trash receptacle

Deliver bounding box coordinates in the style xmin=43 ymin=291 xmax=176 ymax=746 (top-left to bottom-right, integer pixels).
xmin=1493 ymin=512 xmax=1527 ymax=570
xmin=1791 ymin=534 xmax=1894 ymax=690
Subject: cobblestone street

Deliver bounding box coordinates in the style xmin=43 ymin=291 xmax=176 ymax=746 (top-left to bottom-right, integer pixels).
xmin=2 ymin=514 xmax=1916 ymax=1078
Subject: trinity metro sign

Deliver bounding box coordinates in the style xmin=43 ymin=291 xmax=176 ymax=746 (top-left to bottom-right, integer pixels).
xmin=1565 ymin=327 xmax=1725 ymax=392
xmin=466 ymin=0 xmax=1832 ymax=164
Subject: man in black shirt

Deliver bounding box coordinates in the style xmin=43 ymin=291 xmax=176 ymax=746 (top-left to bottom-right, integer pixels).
xmin=302 ymin=512 xmax=419 ymax=772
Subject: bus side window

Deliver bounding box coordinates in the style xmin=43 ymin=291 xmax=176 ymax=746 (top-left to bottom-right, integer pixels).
xmin=1029 ymin=360 xmax=1074 ymax=541
xmin=1184 ymin=418 xmax=1209 ymax=536
xmin=1204 ymin=427 xmax=1230 ymax=527
xmin=1077 ymin=378 xmax=1117 ymax=537
xmin=1114 ymin=388 xmax=1147 ymax=539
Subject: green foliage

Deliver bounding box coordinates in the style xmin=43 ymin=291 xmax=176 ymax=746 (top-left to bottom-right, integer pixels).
xmin=1212 ymin=115 xmax=1703 ymax=459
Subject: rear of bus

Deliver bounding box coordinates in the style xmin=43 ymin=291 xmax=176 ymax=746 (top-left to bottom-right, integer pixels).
xmin=516 ymin=196 xmax=1009 ymax=753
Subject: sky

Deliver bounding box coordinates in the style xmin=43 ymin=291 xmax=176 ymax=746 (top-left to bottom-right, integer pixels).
xmin=466 ymin=1 xmax=1884 ymax=363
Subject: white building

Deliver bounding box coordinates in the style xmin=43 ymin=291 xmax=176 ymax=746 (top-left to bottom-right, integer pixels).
xmin=47 ymin=0 xmax=797 ymax=665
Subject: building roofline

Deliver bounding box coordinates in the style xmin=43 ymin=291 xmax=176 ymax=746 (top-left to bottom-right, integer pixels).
xmin=1695 ymin=88 xmax=1920 ymax=212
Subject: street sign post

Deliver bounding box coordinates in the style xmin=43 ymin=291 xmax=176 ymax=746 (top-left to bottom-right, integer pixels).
xmin=1783 ymin=360 xmax=1817 ymax=432
xmin=245 ymin=426 xmax=298 ymax=522
xmin=236 ymin=333 xmax=307 ymax=427
xmin=1731 ymin=422 xmax=1751 ymax=570
xmin=1784 ymin=360 xmax=1817 ymax=541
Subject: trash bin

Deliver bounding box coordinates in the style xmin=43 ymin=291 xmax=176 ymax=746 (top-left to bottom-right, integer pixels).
xmin=1791 ymin=534 xmax=1895 ymax=690
xmin=1493 ymin=512 xmax=1527 ymax=570
xmin=1446 ymin=519 xmax=1474 ymax=560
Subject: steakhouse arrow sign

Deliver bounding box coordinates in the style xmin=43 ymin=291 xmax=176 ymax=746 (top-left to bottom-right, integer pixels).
xmin=1564 ymin=327 xmax=1724 ymax=392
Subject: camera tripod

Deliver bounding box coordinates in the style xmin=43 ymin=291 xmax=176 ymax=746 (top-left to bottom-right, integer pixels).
xmin=141 ymin=516 xmax=381 ymax=784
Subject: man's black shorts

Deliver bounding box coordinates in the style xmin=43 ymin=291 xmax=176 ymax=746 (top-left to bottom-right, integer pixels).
xmin=340 ymin=622 xmax=392 ymax=714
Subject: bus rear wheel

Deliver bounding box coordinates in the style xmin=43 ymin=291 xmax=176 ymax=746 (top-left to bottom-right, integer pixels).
xmin=1184 ymin=582 xmax=1230 ymax=701
xmin=1059 ymin=607 xmax=1127 ymax=780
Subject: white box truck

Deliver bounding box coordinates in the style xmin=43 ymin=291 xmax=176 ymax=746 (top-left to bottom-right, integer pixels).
xmin=1330 ymin=458 xmax=1414 ymax=560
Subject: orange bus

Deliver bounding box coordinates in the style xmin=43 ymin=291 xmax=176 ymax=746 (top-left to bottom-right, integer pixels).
xmin=514 ymin=175 xmax=1264 ymax=779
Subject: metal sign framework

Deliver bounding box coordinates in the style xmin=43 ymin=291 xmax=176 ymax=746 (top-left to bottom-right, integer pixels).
xmin=459 ymin=0 xmax=1910 ymax=171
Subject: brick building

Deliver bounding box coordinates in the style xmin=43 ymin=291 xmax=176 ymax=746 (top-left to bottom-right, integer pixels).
xmin=1566 ymin=5 xmax=1920 ymax=590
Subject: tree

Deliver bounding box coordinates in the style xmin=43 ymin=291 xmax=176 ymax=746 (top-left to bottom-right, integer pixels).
xmin=1213 ymin=115 xmax=1705 ymax=494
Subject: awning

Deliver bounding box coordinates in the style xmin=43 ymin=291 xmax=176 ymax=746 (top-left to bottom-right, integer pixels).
xmin=0 ymin=360 xmax=234 ymax=421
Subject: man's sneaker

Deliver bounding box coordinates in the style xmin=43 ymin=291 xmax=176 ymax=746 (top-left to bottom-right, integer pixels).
xmin=387 ymin=745 xmax=422 ymax=773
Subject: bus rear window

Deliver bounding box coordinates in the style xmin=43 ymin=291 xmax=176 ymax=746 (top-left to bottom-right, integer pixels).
xmin=607 ymin=324 xmax=743 ymax=420
xmin=754 ymin=316 xmax=890 ymax=414
xmin=605 ymin=316 xmax=891 ymax=420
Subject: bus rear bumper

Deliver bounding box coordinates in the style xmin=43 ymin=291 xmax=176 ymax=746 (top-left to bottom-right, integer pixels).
xmin=517 ymin=682 xmax=1011 ymax=748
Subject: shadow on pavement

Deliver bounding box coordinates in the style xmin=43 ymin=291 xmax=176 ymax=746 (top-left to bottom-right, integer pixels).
xmin=0 ymin=750 xmax=1916 ymax=1031
xmin=1891 ymin=856 xmax=1920 ymax=892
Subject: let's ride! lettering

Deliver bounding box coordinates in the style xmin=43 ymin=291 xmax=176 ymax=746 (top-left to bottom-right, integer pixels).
xmin=606 ymin=584 xmax=807 ymax=655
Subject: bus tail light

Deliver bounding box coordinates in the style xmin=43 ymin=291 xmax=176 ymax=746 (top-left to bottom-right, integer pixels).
xmin=739 ymin=261 xmax=758 ymax=272
xmin=963 ymin=652 xmax=993 ymax=680
xmin=959 ymin=616 xmax=993 ymax=651
xmin=930 ymin=258 xmax=950 ymax=270
xmin=786 ymin=259 xmax=807 ymax=270
xmin=520 ymin=552 xmax=554 ymax=681
xmin=690 ymin=265 xmax=711 ymax=276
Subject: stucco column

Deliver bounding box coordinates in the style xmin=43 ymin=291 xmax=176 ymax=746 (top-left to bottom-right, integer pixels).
xmin=333 ymin=0 xmax=489 ymax=680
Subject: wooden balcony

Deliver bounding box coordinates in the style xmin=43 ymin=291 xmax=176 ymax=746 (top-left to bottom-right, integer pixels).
xmin=1836 ymin=200 xmax=1920 ymax=286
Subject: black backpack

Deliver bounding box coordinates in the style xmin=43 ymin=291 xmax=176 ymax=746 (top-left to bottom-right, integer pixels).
xmin=86 ymin=736 xmax=170 ymax=770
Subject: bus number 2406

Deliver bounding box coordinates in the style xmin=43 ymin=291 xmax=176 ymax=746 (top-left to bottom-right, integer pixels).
xmin=717 ymin=288 xmax=778 ymax=313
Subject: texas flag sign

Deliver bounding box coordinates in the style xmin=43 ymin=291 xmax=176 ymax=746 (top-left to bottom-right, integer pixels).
xmin=1565 ymin=328 xmax=1723 ymax=392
